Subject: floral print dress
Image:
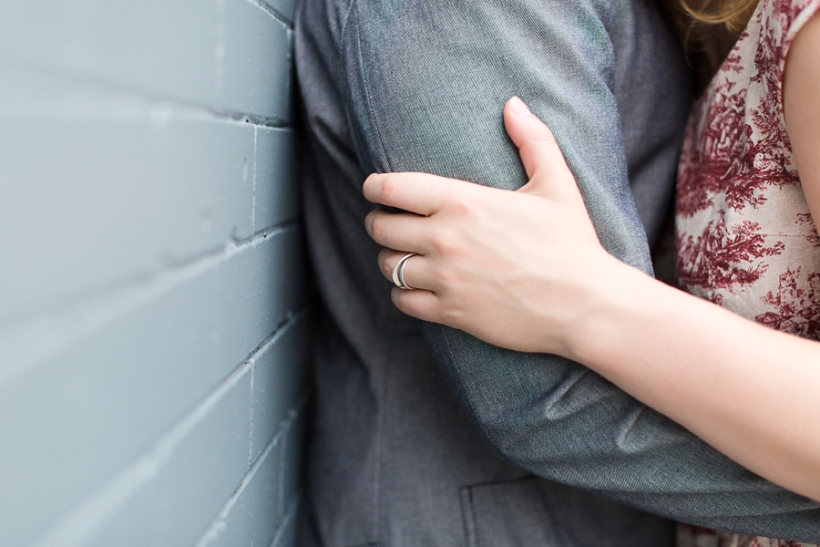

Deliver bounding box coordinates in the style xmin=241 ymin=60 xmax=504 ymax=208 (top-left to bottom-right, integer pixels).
xmin=675 ymin=0 xmax=820 ymax=545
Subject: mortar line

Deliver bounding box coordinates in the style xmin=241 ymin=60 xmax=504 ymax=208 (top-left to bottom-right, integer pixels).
xmin=1 ymin=218 xmax=300 ymax=328
xmin=0 ymin=220 xmax=303 ymax=390
xmin=244 ymin=0 xmax=294 ymax=26
xmin=33 ymin=359 xmax=253 ymax=547
xmin=195 ymin=385 xmax=310 ymax=547
xmin=0 ymin=56 xmax=294 ymax=129
xmin=33 ymin=307 xmax=308 ymax=547
xmin=194 ymin=426 xmax=284 ymax=547
xmin=269 ymin=493 xmax=302 ymax=547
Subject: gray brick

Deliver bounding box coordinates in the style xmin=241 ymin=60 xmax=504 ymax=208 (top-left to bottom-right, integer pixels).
xmin=0 ymin=64 xmax=299 ymax=325
xmin=249 ymin=313 xmax=310 ymax=462
xmin=196 ymin=431 xmax=286 ymax=547
xmin=0 ymin=0 xmax=292 ymax=120
xmin=0 ymin=3 xmax=308 ymax=544
xmin=222 ymin=0 xmax=294 ymax=123
xmin=0 ymin=2 xmax=214 ymax=108
xmin=0 ymin=229 xmax=306 ymax=547
xmin=253 ymin=125 xmax=301 ymax=234
xmin=77 ymin=365 xmax=253 ymax=547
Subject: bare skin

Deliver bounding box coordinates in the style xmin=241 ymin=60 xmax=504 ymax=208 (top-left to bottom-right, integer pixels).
xmin=362 ymin=13 xmax=820 ymax=503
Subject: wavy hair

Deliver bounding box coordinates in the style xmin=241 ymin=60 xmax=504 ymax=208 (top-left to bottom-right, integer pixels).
xmin=678 ymin=0 xmax=759 ymax=33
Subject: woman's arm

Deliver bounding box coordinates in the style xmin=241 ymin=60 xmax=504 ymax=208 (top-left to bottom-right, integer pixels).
xmin=571 ymin=12 xmax=820 ymax=502
xmin=599 ymin=10 xmax=820 ymax=504
xmin=363 ymin=14 xmax=820 ymax=503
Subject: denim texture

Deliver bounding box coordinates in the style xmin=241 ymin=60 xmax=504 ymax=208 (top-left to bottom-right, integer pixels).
xmin=295 ymin=0 xmax=820 ymax=544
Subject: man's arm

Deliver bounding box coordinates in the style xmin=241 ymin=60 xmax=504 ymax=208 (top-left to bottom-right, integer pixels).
xmin=300 ymin=0 xmax=820 ymax=538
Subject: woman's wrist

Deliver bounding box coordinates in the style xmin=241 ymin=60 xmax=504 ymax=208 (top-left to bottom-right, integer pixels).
xmin=560 ymin=254 xmax=662 ymax=367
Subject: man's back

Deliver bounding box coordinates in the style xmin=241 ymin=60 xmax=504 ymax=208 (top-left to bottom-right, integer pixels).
xmin=295 ymin=0 xmax=691 ymax=545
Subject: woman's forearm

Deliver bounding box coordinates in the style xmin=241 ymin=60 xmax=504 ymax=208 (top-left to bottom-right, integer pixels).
xmin=364 ymin=96 xmax=820 ymax=503
xmin=573 ymin=10 xmax=820 ymax=504
xmin=570 ymin=258 xmax=820 ymax=502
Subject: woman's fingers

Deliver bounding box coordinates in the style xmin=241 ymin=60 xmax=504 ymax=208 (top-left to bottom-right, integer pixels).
xmin=391 ymin=286 xmax=442 ymax=324
xmin=377 ymin=249 xmax=443 ymax=322
xmin=363 ymin=172 xmax=467 ymax=216
xmin=378 ymin=248 xmax=438 ymax=291
xmin=503 ymin=97 xmax=582 ymax=204
xmin=365 ymin=209 xmax=433 ymax=254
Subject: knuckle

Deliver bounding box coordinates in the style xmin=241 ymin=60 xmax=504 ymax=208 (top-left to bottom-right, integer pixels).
xmin=436 ymin=268 xmax=459 ymax=291
xmin=537 ymin=125 xmax=557 ymax=142
xmin=526 ymin=122 xmax=556 ymax=144
xmin=429 ymin=230 xmax=458 ymax=256
xmin=529 ymin=135 xmax=556 ymax=153
xmin=382 ymin=255 xmax=395 ymax=278
xmin=440 ymin=304 xmax=463 ymax=326
xmin=445 ymin=187 xmax=484 ymax=217
xmin=380 ymin=177 xmax=399 ymax=203
xmin=429 ymin=233 xmax=447 ymax=254
xmin=526 ymin=116 xmax=554 ymax=137
xmin=448 ymin=198 xmax=476 ymax=219
xmin=369 ymin=215 xmax=388 ymax=243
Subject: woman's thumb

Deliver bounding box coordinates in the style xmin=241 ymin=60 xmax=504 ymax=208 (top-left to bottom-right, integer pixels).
xmin=504 ymin=97 xmax=579 ymax=201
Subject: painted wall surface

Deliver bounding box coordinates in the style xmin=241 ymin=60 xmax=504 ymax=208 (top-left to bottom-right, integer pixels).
xmin=0 ymin=1 xmax=309 ymax=546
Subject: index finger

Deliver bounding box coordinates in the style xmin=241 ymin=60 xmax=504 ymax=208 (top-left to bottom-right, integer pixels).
xmin=363 ymin=172 xmax=464 ymax=216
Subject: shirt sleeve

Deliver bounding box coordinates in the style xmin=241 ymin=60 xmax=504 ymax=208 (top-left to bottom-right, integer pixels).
xmin=343 ymin=0 xmax=820 ymax=540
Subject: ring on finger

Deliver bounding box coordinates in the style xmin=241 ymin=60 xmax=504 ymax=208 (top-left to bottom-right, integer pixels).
xmin=391 ymin=252 xmax=417 ymax=290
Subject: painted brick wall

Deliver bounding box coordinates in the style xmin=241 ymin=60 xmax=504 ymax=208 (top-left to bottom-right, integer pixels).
xmin=0 ymin=1 xmax=309 ymax=546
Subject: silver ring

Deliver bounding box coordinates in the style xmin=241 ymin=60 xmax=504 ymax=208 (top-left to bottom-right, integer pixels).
xmin=391 ymin=253 xmax=417 ymax=290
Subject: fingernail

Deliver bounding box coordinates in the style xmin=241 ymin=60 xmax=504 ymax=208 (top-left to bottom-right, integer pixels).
xmin=508 ymin=96 xmax=531 ymax=117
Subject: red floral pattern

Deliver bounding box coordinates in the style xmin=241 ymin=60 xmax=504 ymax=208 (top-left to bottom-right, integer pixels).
xmin=675 ymin=0 xmax=820 ymax=544
xmin=756 ymin=267 xmax=820 ymax=335
xmin=677 ymin=0 xmax=820 ymax=339
xmin=676 ymin=213 xmax=784 ymax=293
xmin=678 ymin=524 xmax=809 ymax=547
xmin=796 ymin=212 xmax=820 ymax=246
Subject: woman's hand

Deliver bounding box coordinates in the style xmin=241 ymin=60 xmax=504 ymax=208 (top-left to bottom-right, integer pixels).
xmin=363 ymin=97 xmax=625 ymax=357
xmin=364 ymin=87 xmax=820 ymax=504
